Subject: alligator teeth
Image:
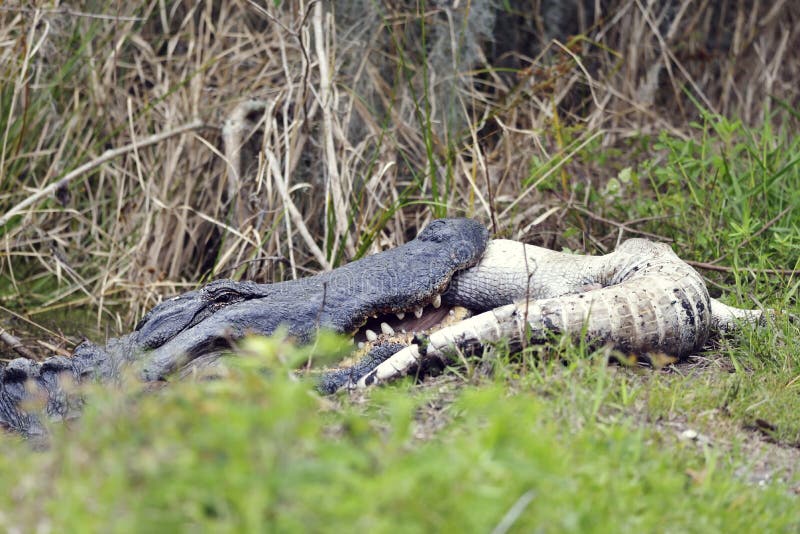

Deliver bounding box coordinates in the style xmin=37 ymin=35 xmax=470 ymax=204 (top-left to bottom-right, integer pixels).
xmin=414 ymin=307 xmax=424 ymax=318
xmin=381 ymin=322 xmax=395 ymax=335
xmin=432 ymin=294 xmax=442 ymax=308
xmin=358 ymin=342 xmax=365 ymax=349
xmin=449 ymin=309 xmax=455 ymax=316
xmin=395 ymin=312 xmax=405 ymax=320
xmin=365 ymin=329 xmax=378 ymax=341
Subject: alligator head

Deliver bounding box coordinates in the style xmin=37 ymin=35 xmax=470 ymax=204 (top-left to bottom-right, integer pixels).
xmin=131 ymin=218 xmax=489 ymax=380
xmin=1 ymin=218 xmax=488 ymax=437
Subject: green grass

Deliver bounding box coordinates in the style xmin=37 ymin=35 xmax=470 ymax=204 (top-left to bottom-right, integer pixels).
xmin=0 ymin=337 xmax=797 ymax=533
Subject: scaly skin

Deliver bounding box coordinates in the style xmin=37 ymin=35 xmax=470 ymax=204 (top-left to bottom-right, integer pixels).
xmin=352 ymin=238 xmax=764 ymax=389
xmin=0 ymin=219 xmax=488 ymax=438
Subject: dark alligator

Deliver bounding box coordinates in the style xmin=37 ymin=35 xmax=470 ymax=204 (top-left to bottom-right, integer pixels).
xmin=1 ymin=219 xmax=488 ymax=439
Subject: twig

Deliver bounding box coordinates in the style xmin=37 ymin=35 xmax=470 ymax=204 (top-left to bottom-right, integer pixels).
xmin=264 ymin=139 xmax=330 ymax=268
xmin=35 ymin=340 xmax=71 ymax=357
xmin=0 ymin=5 xmax=146 ymax=22
xmin=248 ymin=1 xmax=316 ymax=122
xmin=686 ymin=260 xmax=797 ymax=276
xmin=222 ymin=99 xmax=270 ymax=226
xmin=0 ymin=327 xmax=37 ymax=360
xmin=491 ymin=490 xmax=536 ymax=534
xmin=634 ymin=0 xmax=718 ymax=114
xmin=707 ymin=205 xmax=793 ymax=265
xmin=0 ymin=119 xmax=205 ymax=228
xmin=223 ymin=96 xmax=331 ymax=272
xmin=480 ymin=143 xmax=498 ymax=235
xmin=0 ymin=304 xmax=65 ymax=341
xmin=312 ymin=1 xmax=354 ymax=258
xmin=569 ymin=205 xmax=673 ymax=242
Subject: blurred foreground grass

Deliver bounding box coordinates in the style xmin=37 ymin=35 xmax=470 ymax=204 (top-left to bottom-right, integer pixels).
xmin=0 ymin=335 xmax=797 ymax=533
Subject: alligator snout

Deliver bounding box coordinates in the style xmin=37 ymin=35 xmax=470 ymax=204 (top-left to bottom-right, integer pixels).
xmin=135 ymin=218 xmax=489 ymax=380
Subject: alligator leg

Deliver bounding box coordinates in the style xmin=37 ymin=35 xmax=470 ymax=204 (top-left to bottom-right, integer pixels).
xmin=709 ymin=299 xmax=765 ymax=332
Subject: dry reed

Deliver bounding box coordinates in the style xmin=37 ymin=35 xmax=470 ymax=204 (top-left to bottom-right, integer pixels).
xmin=0 ymin=0 xmax=797 ymax=349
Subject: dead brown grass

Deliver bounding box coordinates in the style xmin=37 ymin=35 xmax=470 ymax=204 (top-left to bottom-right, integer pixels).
xmin=0 ymin=1 xmax=798 ymax=341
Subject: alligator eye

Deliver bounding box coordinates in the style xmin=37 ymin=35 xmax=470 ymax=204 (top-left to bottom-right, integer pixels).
xmin=211 ymin=290 xmax=237 ymax=303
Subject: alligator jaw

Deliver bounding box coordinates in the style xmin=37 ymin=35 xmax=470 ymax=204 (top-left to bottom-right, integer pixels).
xmin=313 ymin=305 xmax=476 ymax=395
xmin=137 ymin=218 xmax=489 ymax=381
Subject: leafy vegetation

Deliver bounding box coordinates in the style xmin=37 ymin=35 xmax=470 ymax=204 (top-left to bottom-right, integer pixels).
xmin=0 ymin=336 xmax=797 ymax=532
xmin=0 ymin=1 xmax=798 ymax=531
